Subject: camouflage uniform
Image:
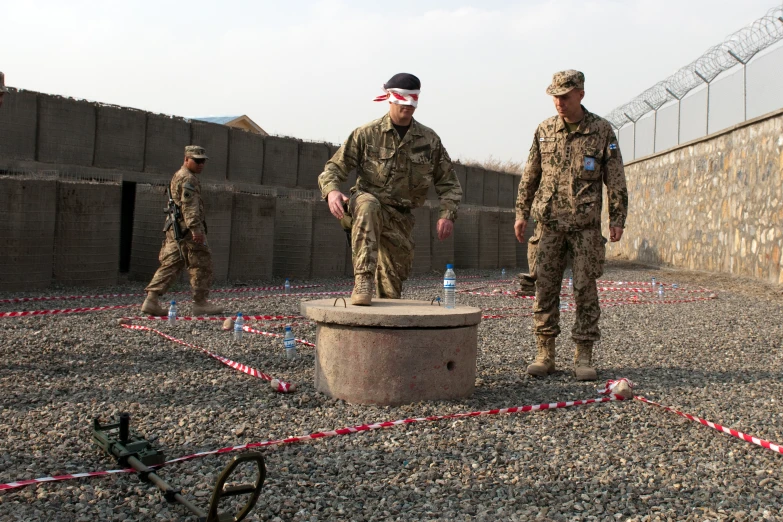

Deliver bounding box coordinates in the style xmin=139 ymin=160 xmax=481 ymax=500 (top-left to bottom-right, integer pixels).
xmin=319 ymin=113 xmax=462 ymax=297
xmin=517 ymin=106 xmax=628 ymax=342
xmin=145 ymin=162 xmax=214 ymax=302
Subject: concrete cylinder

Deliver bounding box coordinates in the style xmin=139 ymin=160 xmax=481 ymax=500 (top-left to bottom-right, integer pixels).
xmin=302 ymin=299 xmax=481 ymax=406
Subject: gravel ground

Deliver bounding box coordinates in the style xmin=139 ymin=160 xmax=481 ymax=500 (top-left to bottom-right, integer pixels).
xmin=1 ymin=260 xmax=782 ymax=522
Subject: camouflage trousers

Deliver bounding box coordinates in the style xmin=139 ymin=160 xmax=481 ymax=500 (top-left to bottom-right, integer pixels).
xmin=529 ymin=224 xmax=606 ymax=341
xmin=145 ymin=230 xmax=214 ymax=302
xmin=349 ymin=191 xmax=415 ymax=299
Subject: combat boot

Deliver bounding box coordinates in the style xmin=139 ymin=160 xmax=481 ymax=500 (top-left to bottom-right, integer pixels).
xmin=573 ymin=341 xmax=598 ymax=381
xmin=527 ymin=335 xmax=556 ymax=376
xmin=192 ymin=300 xmax=224 ymax=316
xmin=351 ymin=273 xmax=374 ymax=306
xmin=140 ymin=292 xmax=167 ymax=316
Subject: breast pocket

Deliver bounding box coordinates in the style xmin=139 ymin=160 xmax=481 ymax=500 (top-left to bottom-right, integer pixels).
xmin=580 ymin=147 xmax=602 ymax=180
xmin=410 ymin=150 xmax=434 ymax=190
xmin=363 ymin=146 xmax=396 ymax=186
xmin=540 ymin=141 xmax=556 ymax=155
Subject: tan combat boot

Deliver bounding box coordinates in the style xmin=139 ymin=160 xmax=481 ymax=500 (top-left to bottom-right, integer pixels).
xmin=574 ymin=341 xmax=598 ymax=381
xmin=141 ymin=292 xmax=168 ymax=316
xmin=192 ymin=300 xmax=224 ymax=316
xmin=351 ymin=273 xmax=374 ymax=306
xmin=527 ymin=335 xmax=556 ymax=376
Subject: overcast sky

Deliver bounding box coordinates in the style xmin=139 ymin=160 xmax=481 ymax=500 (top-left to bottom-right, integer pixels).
xmin=3 ymin=0 xmax=780 ymax=164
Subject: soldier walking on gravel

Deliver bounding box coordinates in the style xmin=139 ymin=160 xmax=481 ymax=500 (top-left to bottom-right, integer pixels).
xmin=514 ymin=70 xmax=628 ymax=381
xmin=141 ymin=146 xmax=224 ymax=317
xmin=319 ymin=73 xmax=463 ymax=306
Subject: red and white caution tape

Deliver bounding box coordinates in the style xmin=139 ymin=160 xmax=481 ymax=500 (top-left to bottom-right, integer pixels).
xmin=634 ymin=396 xmax=783 ymax=455
xmin=0 ymin=394 xmax=621 ymax=491
xmin=122 ymin=314 xmax=304 ymax=322
xmin=121 ymin=324 xmax=294 ymax=391
xmin=0 ymin=304 xmax=136 ymax=319
xmin=243 ymin=325 xmax=316 ymax=347
xmin=0 ymin=285 xmax=323 ymax=305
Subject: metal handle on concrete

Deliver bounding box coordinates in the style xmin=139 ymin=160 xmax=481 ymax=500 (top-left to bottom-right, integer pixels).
xmin=333 ymin=297 xmax=347 ymax=308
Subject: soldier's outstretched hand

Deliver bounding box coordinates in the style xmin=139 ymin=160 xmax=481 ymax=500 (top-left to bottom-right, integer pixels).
xmin=437 ymin=219 xmax=453 ymax=240
xmin=327 ymin=190 xmax=350 ymax=219
xmin=514 ymin=219 xmax=527 ymax=243
xmin=609 ymin=226 xmax=624 ymax=242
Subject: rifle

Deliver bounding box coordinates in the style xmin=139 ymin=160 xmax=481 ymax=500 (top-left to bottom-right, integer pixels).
xmin=163 ymin=186 xmax=188 ymax=265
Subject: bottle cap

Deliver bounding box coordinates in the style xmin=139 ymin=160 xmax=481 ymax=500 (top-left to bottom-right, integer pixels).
xmin=285 ymin=324 xmax=292 ymax=330
xmin=237 ymin=312 xmax=243 ymax=317
xmin=171 ymin=300 xmax=176 ymax=305
xmin=446 ymin=263 xmax=454 ymax=269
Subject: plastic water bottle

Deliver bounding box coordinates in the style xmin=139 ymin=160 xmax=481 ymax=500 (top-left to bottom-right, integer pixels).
xmin=501 ymin=267 xmax=506 ymax=278
xmin=559 ymin=300 xmax=567 ymax=311
xmin=444 ymin=264 xmax=456 ymax=309
xmin=168 ymin=301 xmax=177 ymax=325
xmin=284 ymin=325 xmax=296 ymax=360
xmin=651 ymin=276 xmax=657 ymax=291
xmin=284 ymin=278 xmax=291 ymax=294
xmin=568 ymin=277 xmax=573 ymax=293
xmin=658 ymin=283 xmax=664 ymax=299
xmin=234 ymin=313 xmax=244 ymax=341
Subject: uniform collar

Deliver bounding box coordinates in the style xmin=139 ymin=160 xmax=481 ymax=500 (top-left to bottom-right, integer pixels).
xmin=556 ymin=105 xmax=595 ymax=134
xmin=381 ymin=113 xmax=423 ymax=138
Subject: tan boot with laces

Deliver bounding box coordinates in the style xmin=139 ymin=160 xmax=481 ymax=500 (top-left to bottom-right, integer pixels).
xmin=140 ymin=292 xmax=168 ymax=316
xmin=351 ymin=273 xmax=374 ymax=306
xmin=192 ymin=300 xmax=224 ymax=316
xmin=574 ymin=341 xmax=598 ymax=381
xmin=527 ymin=335 xmax=556 ymax=376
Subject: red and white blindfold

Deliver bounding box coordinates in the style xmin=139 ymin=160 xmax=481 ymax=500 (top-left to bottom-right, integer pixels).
xmin=373 ymin=88 xmax=420 ymax=108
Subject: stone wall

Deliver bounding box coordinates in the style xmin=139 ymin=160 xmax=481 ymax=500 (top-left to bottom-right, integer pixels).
xmin=605 ymin=108 xmax=783 ymax=284
xmin=0 ymin=87 xmax=527 ymax=289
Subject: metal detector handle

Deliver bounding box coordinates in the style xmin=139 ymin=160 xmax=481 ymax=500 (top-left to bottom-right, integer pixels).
xmin=205 ymin=452 xmax=266 ymax=522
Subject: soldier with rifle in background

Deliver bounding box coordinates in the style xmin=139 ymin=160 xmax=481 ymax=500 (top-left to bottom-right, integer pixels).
xmin=141 ymin=146 xmax=224 ymax=316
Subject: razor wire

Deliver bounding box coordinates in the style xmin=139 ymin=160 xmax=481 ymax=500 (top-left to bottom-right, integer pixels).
xmin=605 ymin=5 xmax=783 ymax=129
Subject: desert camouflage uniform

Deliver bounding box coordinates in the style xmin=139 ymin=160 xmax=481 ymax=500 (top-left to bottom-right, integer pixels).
xmin=516 ymin=106 xmax=628 ymax=341
xmin=145 ymin=166 xmax=214 ymax=301
xmin=319 ymin=113 xmax=462 ymax=298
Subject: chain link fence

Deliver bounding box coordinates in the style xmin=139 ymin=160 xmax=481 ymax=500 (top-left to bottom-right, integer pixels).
xmin=606 ymin=6 xmax=783 ymax=161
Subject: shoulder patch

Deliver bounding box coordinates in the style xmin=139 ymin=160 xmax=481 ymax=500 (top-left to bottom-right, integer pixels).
xmin=183 ymin=182 xmax=196 ymax=192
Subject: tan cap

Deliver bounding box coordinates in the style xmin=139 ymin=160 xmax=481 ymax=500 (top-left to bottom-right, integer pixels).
xmin=546 ymin=70 xmax=585 ymax=96
xmin=0 ymin=72 xmax=7 ymax=93
xmin=185 ymin=145 xmax=208 ymax=159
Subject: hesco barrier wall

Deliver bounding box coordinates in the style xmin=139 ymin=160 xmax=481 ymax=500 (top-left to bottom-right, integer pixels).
xmin=0 ymin=87 xmax=526 ymax=289
xmin=94 ymin=106 xmax=146 ymax=171
xmin=129 ymin=183 xmax=167 ymax=283
xmin=454 ymin=207 xmax=480 ymax=269
xmin=144 ymin=114 xmax=190 ymax=175
xmin=310 ymin=201 xmax=347 ymax=278
xmin=273 ymin=197 xmax=314 ymax=280
xmin=411 ymin=207 xmax=431 ymax=275
xmin=297 ymin=142 xmax=330 ymax=191
xmin=0 ymin=176 xmax=57 ymax=291
xmin=228 ymin=129 xmax=264 ymax=185
xmin=228 ymin=191 xmax=275 ymax=281
xmin=53 ymin=180 xmax=121 ymax=286
xmin=479 ymin=210 xmax=500 ymax=269
xmin=604 ymin=107 xmax=783 ymax=284
xmin=263 ymin=136 xmax=299 ymax=188
xmin=203 ymin=185 xmax=234 ymax=282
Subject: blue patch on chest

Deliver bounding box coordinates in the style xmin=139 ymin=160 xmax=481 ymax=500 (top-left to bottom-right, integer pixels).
xmin=584 ymin=157 xmax=596 ymax=171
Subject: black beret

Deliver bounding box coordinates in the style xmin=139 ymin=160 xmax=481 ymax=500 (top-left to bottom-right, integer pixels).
xmin=384 ymin=73 xmax=421 ymax=90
